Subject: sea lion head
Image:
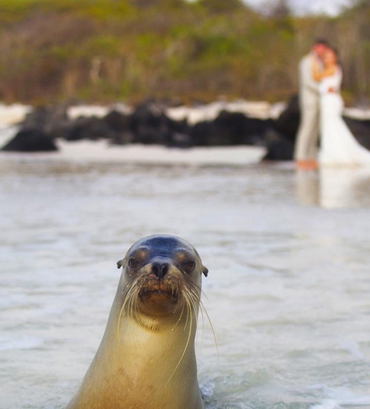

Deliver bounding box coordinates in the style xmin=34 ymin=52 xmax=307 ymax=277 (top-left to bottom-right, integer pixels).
xmin=117 ymin=235 xmax=208 ymax=320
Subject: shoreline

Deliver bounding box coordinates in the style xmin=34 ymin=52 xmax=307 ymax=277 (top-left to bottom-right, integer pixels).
xmin=0 ymin=139 xmax=267 ymax=166
xmin=1 ymin=99 xmax=370 ymax=164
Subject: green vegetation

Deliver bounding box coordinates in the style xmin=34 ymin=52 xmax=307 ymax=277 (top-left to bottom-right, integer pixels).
xmin=0 ymin=0 xmax=369 ymax=104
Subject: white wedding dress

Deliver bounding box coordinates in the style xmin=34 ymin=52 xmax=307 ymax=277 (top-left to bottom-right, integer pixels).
xmin=319 ymin=67 xmax=370 ymax=167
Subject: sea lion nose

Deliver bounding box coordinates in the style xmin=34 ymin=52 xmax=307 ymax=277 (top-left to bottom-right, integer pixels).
xmin=151 ymin=261 xmax=169 ymax=280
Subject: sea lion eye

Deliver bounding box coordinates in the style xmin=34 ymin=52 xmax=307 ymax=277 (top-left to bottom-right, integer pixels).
xmin=182 ymin=261 xmax=196 ymax=274
xmin=128 ymin=258 xmax=141 ymax=269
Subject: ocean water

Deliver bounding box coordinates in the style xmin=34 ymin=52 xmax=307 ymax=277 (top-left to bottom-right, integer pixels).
xmin=1 ymin=154 xmax=370 ymax=409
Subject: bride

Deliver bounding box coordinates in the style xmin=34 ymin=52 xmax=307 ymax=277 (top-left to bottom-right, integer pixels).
xmin=312 ymin=48 xmax=370 ymax=167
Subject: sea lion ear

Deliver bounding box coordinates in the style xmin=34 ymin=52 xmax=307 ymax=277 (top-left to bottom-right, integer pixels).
xmin=117 ymin=259 xmax=124 ymax=269
xmin=202 ymin=265 xmax=209 ymax=277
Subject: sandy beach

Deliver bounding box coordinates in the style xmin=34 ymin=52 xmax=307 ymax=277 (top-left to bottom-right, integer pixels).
xmin=0 ymin=139 xmax=266 ymax=166
xmin=57 ymin=140 xmax=267 ymax=165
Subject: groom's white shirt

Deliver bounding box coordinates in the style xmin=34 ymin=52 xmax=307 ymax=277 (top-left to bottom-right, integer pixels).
xmin=294 ymin=52 xmax=321 ymax=161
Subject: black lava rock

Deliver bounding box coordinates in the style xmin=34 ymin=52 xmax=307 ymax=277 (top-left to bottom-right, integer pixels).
xmin=344 ymin=117 xmax=370 ymax=149
xmin=262 ymin=130 xmax=294 ymax=161
xmin=275 ymin=95 xmax=300 ymax=142
xmin=1 ymin=128 xmax=58 ymax=152
xmin=64 ymin=116 xmax=114 ymax=141
xmin=103 ymin=110 xmax=132 ymax=133
xmin=191 ymin=110 xmax=272 ymax=146
xmin=131 ymin=101 xmax=170 ymax=145
xmin=22 ymin=105 xmax=69 ymax=140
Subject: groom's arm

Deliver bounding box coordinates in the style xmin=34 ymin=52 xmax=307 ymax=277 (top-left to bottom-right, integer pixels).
xmin=300 ymin=56 xmax=320 ymax=95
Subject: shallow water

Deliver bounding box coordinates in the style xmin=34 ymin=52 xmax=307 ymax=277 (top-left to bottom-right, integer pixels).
xmin=1 ymin=156 xmax=370 ymax=409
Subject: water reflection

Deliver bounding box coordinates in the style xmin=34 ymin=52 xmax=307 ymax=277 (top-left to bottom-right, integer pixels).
xmin=296 ymin=168 xmax=370 ymax=209
xmin=296 ymin=170 xmax=320 ymax=207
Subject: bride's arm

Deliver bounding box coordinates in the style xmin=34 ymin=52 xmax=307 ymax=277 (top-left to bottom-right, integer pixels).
xmin=312 ymin=57 xmax=336 ymax=81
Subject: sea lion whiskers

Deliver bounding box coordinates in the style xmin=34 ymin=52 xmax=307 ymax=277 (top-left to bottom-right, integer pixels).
xmin=185 ymin=278 xmax=209 ymax=302
xmin=184 ymin=287 xmax=199 ymax=316
xmin=182 ymin=279 xmax=202 ymax=330
xmin=117 ymin=277 xmax=140 ymax=336
xmin=180 ymin=277 xmax=199 ymax=332
xmin=183 ymin=291 xmax=191 ymax=332
xmin=170 ymin=296 xmax=186 ymax=332
xmin=184 ymin=280 xmax=218 ymax=356
xmin=198 ymin=297 xmax=218 ymax=356
xmin=128 ymin=286 xmax=140 ymax=320
xmin=185 ymin=288 xmax=201 ymax=342
xmin=133 ymin=289 xmax=141 ymax=322
xmin=165 ymin=292 xmax=194 ymax=387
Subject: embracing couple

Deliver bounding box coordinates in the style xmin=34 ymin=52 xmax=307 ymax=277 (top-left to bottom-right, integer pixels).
xmin=294 ymin=39 xmax=370 ymax=170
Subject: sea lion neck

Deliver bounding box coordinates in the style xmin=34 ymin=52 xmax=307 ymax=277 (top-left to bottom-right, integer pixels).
xmin=124 ymin=307 xmax=186 ymax=333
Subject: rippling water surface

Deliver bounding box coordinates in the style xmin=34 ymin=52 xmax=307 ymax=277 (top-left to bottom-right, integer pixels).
xmin=1 ymin=156 xmax=370 ymax=409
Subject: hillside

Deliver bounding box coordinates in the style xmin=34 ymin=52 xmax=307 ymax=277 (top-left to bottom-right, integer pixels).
xmin=0 ymin=0 xmax=369 ymax=104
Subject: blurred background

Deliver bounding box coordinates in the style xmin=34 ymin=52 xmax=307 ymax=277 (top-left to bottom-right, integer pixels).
xmin=1 ymin=2 xmax=370 ymax=409
xmin=0 ymin=0 xmax=369 ymax=105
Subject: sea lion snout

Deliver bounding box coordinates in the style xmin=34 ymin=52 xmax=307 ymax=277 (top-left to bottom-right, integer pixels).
xmin=150 ymin=257 xmax=171 ymax=280
xmin=138 ymin=261 xmax=182 ymax=304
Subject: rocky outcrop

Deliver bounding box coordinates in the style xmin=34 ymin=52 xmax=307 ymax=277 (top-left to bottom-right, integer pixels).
xmin=191 ymin=110 xmax=273 ymax=147
xmin=274 ymin=95 xmax=300 ymax=142
xmin=345 ymin=117 xmax=370 ymax=149
xmin=2 ymin=98 xmax=369 ymax=160
xmin=262 ymin=130 xmax=294 ymax=161
xmin=1 ymin=129 xmax=58 ymax=152
xmin=1 ymin=105 xmax=67 ymax=152
xmin=129 ymin=101 xmax=191 ymax=147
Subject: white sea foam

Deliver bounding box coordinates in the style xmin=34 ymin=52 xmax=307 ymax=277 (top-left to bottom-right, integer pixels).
xmin=310 ymin=400 xmax=342 ymax=409
xmin=329 ymin=389 xmax=370 ymax=406
xmin=340 ymin=341 xmax=367 ymax=360
xmin=0 ymin=103 xmax=32 ymax=126
xmin=166 ymin=100 xmax=278 ymax=124
xmin=67 ymin=103 xmax=133 ymax=119
xmin=67 ymin=105 xmax=108 ymax=119
xmin=308 ymin=385 xmax=370 ymax=408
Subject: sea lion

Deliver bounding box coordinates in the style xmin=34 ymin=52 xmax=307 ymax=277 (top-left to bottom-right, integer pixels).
xmin=66 ymin=234 xmax=208 ymax=409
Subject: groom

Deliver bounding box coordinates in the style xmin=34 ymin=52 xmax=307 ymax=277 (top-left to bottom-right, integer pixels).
xmin=294 ymin=39 xmax=329 ymax=170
